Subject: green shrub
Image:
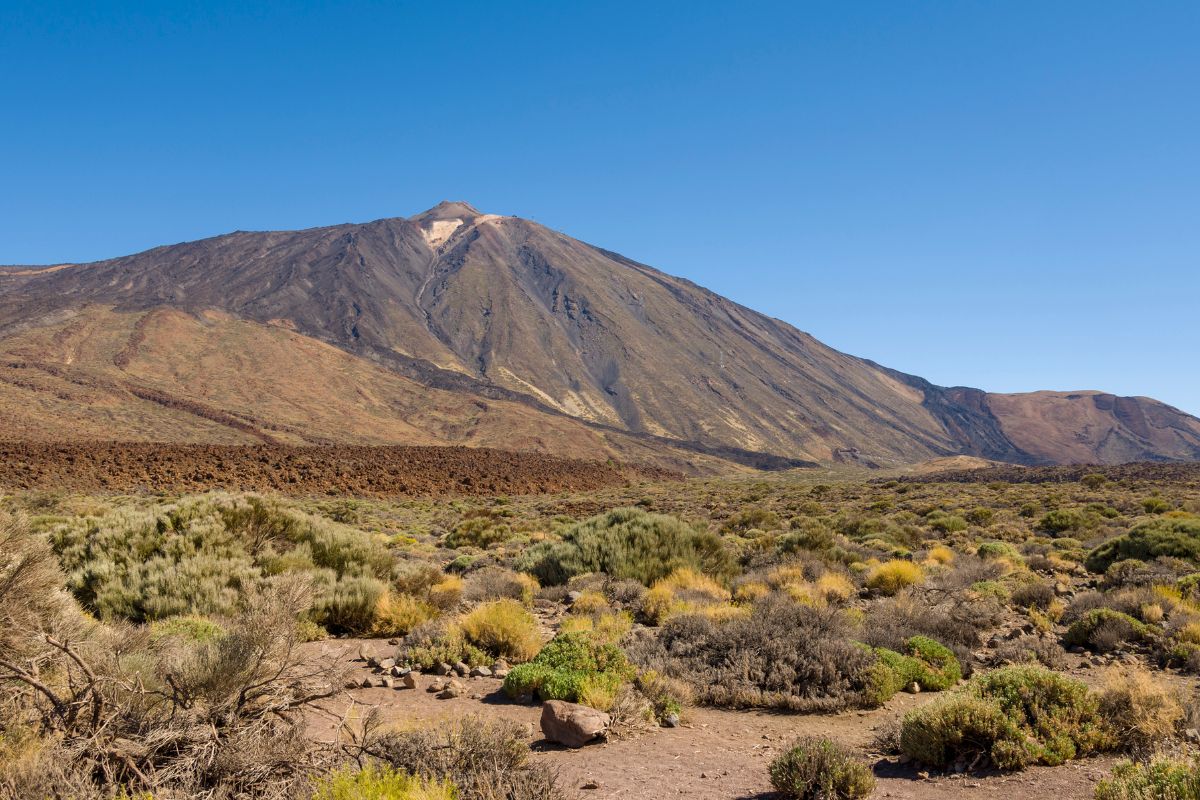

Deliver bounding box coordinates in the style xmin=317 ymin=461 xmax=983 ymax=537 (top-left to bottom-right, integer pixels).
xmin=1142 ymin=497 xmax=1173 ymax=514
xmin=503 ymin=631 xmax=633 ymax=708
xmin=47 ymin=494 xmax=393 ymax=625
xmin=1094 ymin=758 xmax=1200 ymax=800
xmin=899 ymin=665 xmax=1113 ymax=770
xmin=1086 ymin=517 xmax=1200 ymax=573
xmin=867 ymin=636 xmax=961 ymax=703
xmin=1040 ymin=509 xmax=1088 ymax=534
xmin=1064 ymin=609 xmax=1154 ymax=653
xmin=929 ymin=514 xmax=968 ymax=534
xmin=976 ymin=541 xmax=1019 ymax=560
xmin=769 ymin=737 xmax=875 ymax=799
xmin=517 ymin=507 xmax=734 ymax=586
xmin=312 ymin=763 xmax=457 ymax=800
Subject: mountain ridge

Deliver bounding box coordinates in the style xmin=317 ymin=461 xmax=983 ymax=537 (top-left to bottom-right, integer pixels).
xmin=1 ymin=202 xmax=1197 ymax=469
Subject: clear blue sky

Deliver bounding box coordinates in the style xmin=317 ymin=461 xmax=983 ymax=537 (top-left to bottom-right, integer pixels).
xmin=2 ymin=1 xmax=1197 ymax=414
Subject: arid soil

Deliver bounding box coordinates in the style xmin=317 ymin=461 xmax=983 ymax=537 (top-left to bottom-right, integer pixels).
xmin=0 ymin=442 xmax=678 ymax=496
xmin=306 ymin=638 xmax=1124 ymax=800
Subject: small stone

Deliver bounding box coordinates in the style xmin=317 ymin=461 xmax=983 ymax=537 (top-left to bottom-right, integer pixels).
xmin=581 ymin=780 xmax=600 ymax=790
xmin=378 ymin=658 xmax=397 ymax=671
xmin=344 ymin=680 xmax=360 ymax=689
xmin=492 ymin=660 xmax=510 ymax=672
xmin=388 ymin=638 xmax=400 ymax=646
xmin=907 ymin=681 xmax=921 ymax=693
xmin=438 ymin=679 xmax=466 ymax=699
xmin=378 ymin=677 xmax=394 ymax=689
xmin=493 ymin=668 xmax=510 ymax=679
xmin=433 ymin=662 xmax=452 ymax=676
xmin=470 ymin=665 xmax=493 ymax=678
xmin=360 ymin=677 xmax=373 ymax=688
xmin=566 ymin=591 xmax=583 ymax=605
xmin=428 ymin=680 xmax=446 ymax=693
xmin=401 ymin=672 xmax=418 ymax=689
xmin=453 ymin=662 xmax=469 ymax=676
xmin=1185 ymin=728 xmax=1200 ymax=743
xmin=662 ymin=713 xmax=680 ymax=728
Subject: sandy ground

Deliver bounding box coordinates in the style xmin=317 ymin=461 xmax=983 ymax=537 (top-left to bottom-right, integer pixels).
xmin=305 ymin=638 xmax=1124 ymax=800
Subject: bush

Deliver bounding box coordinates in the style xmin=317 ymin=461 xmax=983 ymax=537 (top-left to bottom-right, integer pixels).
xmin=865 ymin=560 xmax=924 ymax=595
xmin=900 ymin=665 xmax=1114 ymax=770
xmin=976 ymin=541 xmax=1019 ymax=560
xmin=371 ymin=593 xmax=435 ymax=637
xmin=1094 ymin=758 xmax=1200 ymax=800
xmin=148 ymin=615 xmax=225 ymax=643
xmin=458 ymin=600 xmax=542 ymax=662
xmin=1097 ymin=666 xmax=1183 ymax=756
xmin=1040 ymin=509 xmax=1087 ymax=534
xmin=370 ymin=715 xmax=566 ymax=800
xmin=868 ymin=636 xmax=961 ymax=703
xmin=503 ymin=632 xmax=633 ymax=709
xmin=397 ymin=621 xmax=488 ymax=670
xmin=768 ymin=737 xmax=875 ymax=799
xmin=47 ymin=494 xmax=393 ymax=625
xmin=1064 ymin=609 xmax=1154 ymax=653
xmin=516 ymin=507 xmax=735 ymax=586
xmin=626 ymin=599 xmax=878 ymax=712
xmin=312 ymin=764 xmax=456 ymax=800
xmin=1086 ymin=517 xmax=1200 ymax=574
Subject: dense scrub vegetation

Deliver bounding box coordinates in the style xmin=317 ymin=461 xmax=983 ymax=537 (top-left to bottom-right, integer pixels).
xmin=4 ymin=459 xmax=1200 ymax=796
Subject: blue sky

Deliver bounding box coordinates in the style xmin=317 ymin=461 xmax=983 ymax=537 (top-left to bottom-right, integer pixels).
xmin=2 ymin=1 xmax=1197 ymax=414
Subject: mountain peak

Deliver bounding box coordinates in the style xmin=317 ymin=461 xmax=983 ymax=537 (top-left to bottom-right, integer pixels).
xmin=411 ymin=201 xmax=483 ymax=224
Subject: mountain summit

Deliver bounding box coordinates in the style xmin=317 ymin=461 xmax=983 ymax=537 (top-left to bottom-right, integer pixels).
xmin=1 ymin=202 xmax=1197 ymax=468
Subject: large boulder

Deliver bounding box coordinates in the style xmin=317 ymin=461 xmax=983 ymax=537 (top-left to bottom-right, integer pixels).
xmin=540 ymin=700 xmax=610 ymax=748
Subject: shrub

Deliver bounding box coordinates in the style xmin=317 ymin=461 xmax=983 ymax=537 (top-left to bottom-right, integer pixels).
xmin=312 ymin=764 xmax=456 ymax=800
xmin=371 ymin=593 xmax=435 ymax=637
xmin=926 ymin=545 xmax=955 ymax=565
xmin=503 ymin=631 xmax=633 ymax=709
xmin=929 ymin=514 xmax=968 ymax=534
xmin=1064 ymin=609 xmax=1153 ymax=653
xmin=1086 ymin=517 xmax=1200 ymax=574
xmin=319 ymin=575 xmax=388 ymax=633
xmin=868 ymin=636 xmax=961 ymax=703
xmin=371 ymin=715 xmax=566 ymax=800
xmin=768 ymin=737 xmax=875 ymax=800
xmin=977 ymin=541 xmax=1019 ymax=560
xmin=1143 ymin=497 xmax=1173 ymax=514
xmin=1040 ymin=509 xmax=1087 ymax=534
xmin=516 ymin=507 xmax=734 ymax=586
xmin=900 ymin=665 xmax=1114 ymax=770
xmin=1094 ymin=758 xmax=1200 ymax=800
xmin=639 ymin=567 xmax=732 ymax=624
xmin=866 ymin=560 xmax=923 ymax=595
xmin=1097 ymin=666 xmax=1183 ymax=756
xmin=626 ymin=599 xmax=878 ymax=712
xmin=1010 ymin=580 xmax=1055 ymax=610
xmin=427 ymin=576 xmax=465 ymax=610
xmin=458 ymin=600 xmax=541 ymax=662
xmin=965 ymin=508 xmax=995 ymax=527
xmin=463 ymin=567 xmax=538 ymax=606
xmin=397 ymin=621 xmax=488 ymax=670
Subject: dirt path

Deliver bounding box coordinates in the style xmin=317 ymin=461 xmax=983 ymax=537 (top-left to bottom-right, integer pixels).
xmin=305 ymin=639 xmax=1121 ymax=800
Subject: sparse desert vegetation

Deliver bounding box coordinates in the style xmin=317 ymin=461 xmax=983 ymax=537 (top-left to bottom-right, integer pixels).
xmin=4 ymin=460 xmax=1200 ymax=798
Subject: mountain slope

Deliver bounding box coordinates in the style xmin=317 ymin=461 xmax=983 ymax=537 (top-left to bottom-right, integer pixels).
xmin=2 ymin=201 xmax=1197 ymax=467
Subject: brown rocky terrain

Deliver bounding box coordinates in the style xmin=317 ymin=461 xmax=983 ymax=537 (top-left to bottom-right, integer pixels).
xmin=2 ymin=201 xmax=1197 ymax=467
xmin=0 ymin=442 xmax=677 ymax=496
